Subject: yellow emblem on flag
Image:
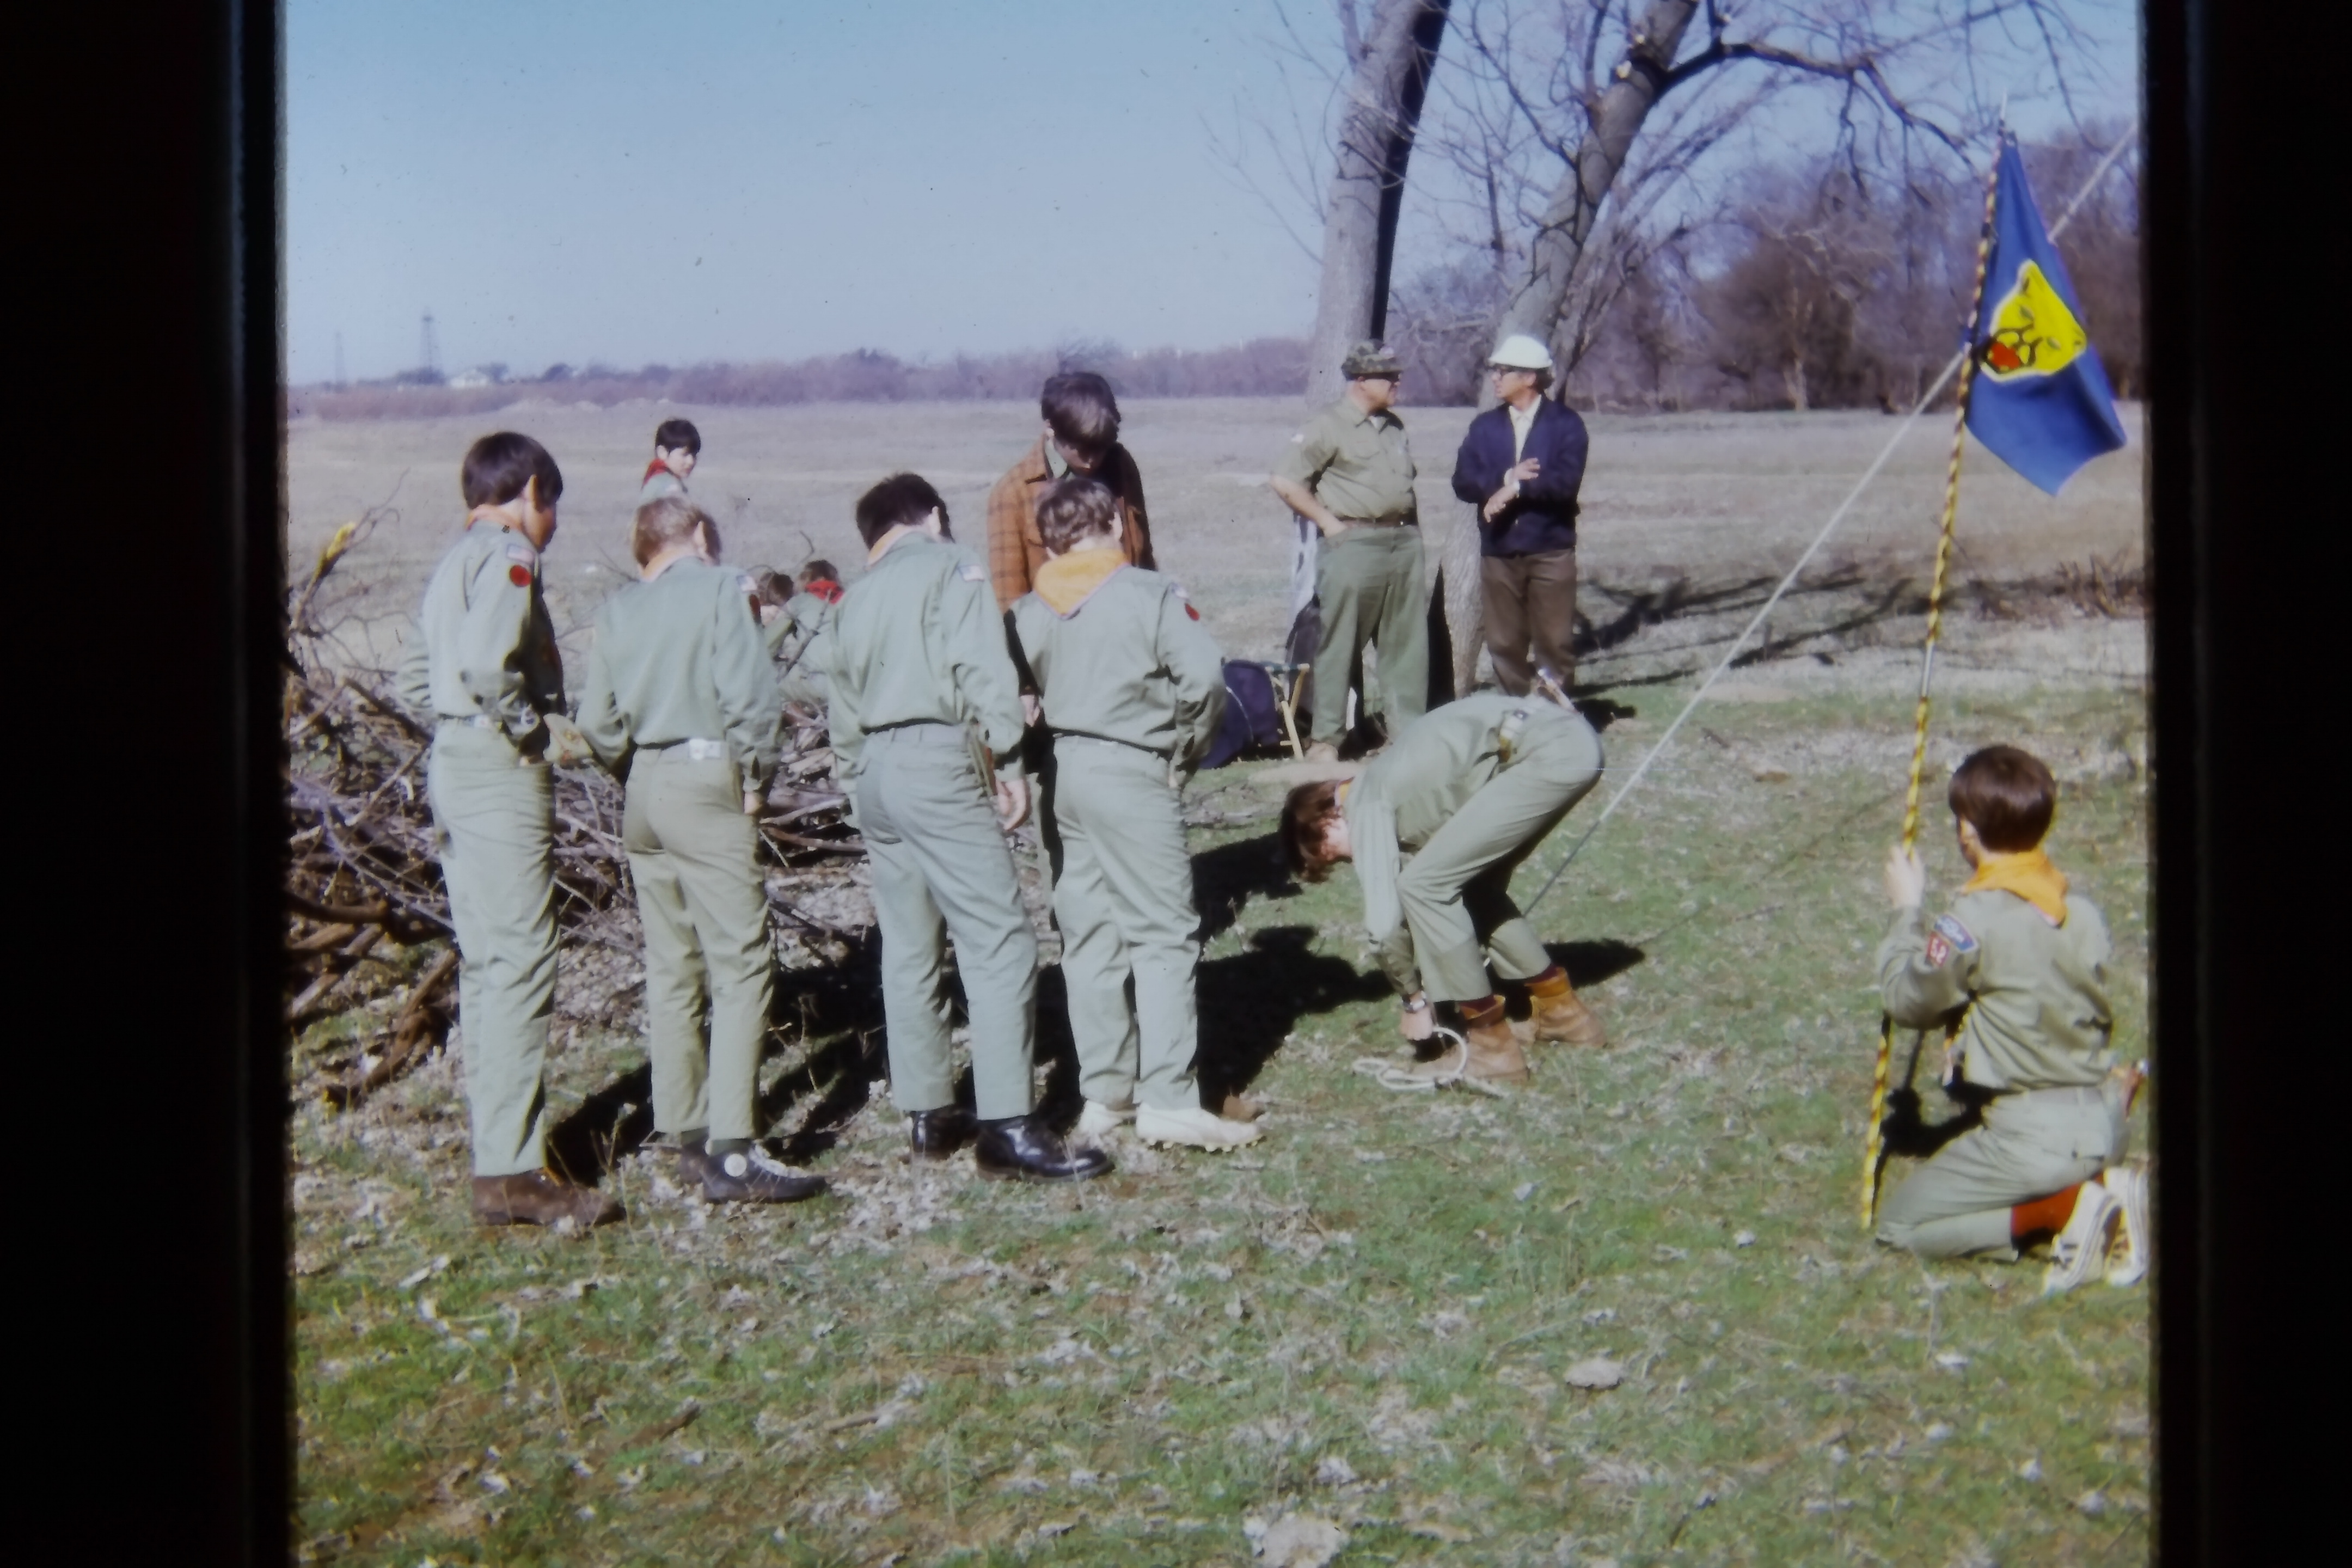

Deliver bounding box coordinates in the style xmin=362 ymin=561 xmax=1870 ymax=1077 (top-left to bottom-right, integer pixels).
xmin=1980 ymin=260 xmax=2087 ymax=380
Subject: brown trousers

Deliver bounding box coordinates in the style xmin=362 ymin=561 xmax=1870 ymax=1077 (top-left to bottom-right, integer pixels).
xmin=1480 ymin=547 xmax=1578 ymax=695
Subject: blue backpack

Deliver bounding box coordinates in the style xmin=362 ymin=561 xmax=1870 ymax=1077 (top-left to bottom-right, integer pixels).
xmin=1202 ymin=661 xmax=1287 ymax=769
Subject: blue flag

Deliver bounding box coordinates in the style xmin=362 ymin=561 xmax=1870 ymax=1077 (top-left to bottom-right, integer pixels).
xmin=1964 ymin=138 xmax=2129 ymax=494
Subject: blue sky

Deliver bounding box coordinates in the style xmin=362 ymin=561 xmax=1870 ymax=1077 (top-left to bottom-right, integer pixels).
xmin=286 ymin=1 xmax=2137 ymax=385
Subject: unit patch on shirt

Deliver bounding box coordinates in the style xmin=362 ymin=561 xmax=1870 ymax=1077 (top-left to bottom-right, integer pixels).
xmin=1926 ymin=913 xmax=1979 ymax=967
xmin=1170 ymin=581 xmax=1200 ymax=620
xmin=959 ymin=562 xmax=987 ymax=584
xmin=508 ymin=564 xmax=534 ymax=587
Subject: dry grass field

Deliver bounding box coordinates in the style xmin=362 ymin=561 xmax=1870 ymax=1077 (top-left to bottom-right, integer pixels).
xmin=287 ymin=400 xmax=2150 ymax=1566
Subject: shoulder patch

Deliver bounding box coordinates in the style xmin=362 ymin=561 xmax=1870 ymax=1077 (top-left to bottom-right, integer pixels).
xmin=736 ymin=572 xmax=757 ymax=596
xmin=1932 ymin=913 xmax=1979 ymax=955
xmin=504 ymin=541 xmax=537 ymax=565
xmin=958 ymin=562 xmax=987 ymax=583
xmin=507 ymin=563 xmax=534 ymax=587
xmin=1289 ymin=433 xmax=1306 ymax=443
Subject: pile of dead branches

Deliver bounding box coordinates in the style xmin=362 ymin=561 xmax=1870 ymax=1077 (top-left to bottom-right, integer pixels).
xmin=284 ymin=517 xmax=867 ymax=1108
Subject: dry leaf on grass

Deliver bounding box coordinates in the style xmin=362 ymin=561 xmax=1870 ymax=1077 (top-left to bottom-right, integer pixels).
xmin=1565 ymin=1356 xmax=1625 ymax=1389
xmin=1246 ymin=1512 xmax=1348 ymax=1567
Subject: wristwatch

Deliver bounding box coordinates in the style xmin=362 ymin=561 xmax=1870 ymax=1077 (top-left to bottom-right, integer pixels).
xmin=1401 ymin=994 xmax=1430 ymax=1015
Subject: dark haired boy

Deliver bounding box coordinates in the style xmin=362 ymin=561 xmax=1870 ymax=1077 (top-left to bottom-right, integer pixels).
xmin=753 ymin=559 xmax=844 ymax=710
xmin=984 ymin=372 xmax=1155 ymax=612
xmin=640 ymin=417 xmax=702 ymax=505
xmin=825 ymin=473 xmax=1111 ymax=1181
xmin=1876 ymin=744 xmax=2149 ymax=1292
xmin=395 ymin=431 xmax=621 ymax=1229
xmin=1010 ymin=477 xmax=1255 ymax=1152
xmin=574 ymin=495 xmax=823 ymax=1204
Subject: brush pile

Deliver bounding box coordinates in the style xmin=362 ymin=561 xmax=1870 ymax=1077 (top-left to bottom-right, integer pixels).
xmin=281 ymin=511 xmax=872 ymax=1108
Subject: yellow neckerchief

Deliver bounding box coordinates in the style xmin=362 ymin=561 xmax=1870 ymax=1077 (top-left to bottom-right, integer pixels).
xmin=1032 ymin=548 xmax=1125 ymax=616
xmin=1963 ymin=847 xmax=2070 ymax=925
xmin=866 ymin=525 xmax=924 ymax=565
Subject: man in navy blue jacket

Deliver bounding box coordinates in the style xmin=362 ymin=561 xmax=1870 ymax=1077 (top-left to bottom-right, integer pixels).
xmin=1449 ymin=335 xmax=1590 ymax=695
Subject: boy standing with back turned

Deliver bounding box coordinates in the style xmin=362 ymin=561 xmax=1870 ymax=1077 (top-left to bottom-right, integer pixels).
xmin=1010 ymin=476 xmax=1260 ymax=1153
xmin=825 ymin=474 xmax=1112 ymax=1181
xmin=1876 ymin=744 xmax=2149 ymax=1292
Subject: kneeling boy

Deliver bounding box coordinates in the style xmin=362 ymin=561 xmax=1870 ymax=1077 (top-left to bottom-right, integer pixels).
xmin=826 ymin=474 xmax=1110 ymax=1181
xmin=1876 ymin=744 xmax=2148 ymax=1291
xmin=576 ymin=495 xmax=825 ymax=1204
xmin=1011 ymin=477 xmax=1258 ymax=1152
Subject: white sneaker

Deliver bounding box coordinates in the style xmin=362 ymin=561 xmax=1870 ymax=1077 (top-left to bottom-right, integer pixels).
xmin=2042 ymin=1179 xmax=2122 ymax=1295
xmin=2102 ymin=1164 xmax=2151 ymax=1288
xmin=1135 ymin=1103 xmax=1265 ymax=1151
xmin=1075 ymin=1099 xmax=1136 ymax=1141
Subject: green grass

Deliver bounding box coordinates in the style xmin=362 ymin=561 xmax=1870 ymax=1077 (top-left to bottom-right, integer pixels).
xmin=292 ymin=677 xmax=2149 ymax=1566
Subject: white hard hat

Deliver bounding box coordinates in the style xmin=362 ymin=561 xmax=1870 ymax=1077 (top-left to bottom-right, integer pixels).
xmin=1487 ymin=334 xmax=1554 ymax=371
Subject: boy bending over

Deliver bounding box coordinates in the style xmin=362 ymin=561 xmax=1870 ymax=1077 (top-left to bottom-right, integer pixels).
xmin=1877 ymin=744 xmax=2148 ymax=1292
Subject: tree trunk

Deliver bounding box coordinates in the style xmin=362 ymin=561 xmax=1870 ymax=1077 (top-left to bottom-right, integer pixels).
xmin=1302 ymin=0 xmax=1453 ymax=408
xmin=1492 ymin=0 xmax=1701 ymax=360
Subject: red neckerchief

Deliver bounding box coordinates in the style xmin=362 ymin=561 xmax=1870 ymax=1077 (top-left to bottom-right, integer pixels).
xmin=643 ymin=458 xmax=674 ymax=482
xmin=804 ymin=578 xmax=843 ymax=603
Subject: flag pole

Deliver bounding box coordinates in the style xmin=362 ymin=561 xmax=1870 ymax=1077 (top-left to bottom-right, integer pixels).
xmin=1862 ymin=134 xmax=2006 ymax=1233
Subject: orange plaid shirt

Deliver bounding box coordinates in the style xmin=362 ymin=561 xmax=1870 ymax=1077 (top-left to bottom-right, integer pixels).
xmin=984 ymin=437 xmax=1154 ymax=611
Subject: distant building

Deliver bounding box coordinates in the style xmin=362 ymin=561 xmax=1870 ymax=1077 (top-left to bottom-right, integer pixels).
xmin=449 ymin=367 xmax=494 ymax=389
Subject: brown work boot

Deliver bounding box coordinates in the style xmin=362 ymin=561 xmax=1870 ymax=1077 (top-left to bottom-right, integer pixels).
xmin=1526 ymin=966 xmax=1606 ymax=1047
xmin=471 ymin=1169 xmax=624 ymax=1230
xmin=1396 ymin=1001 xmax=1529 ymax=1088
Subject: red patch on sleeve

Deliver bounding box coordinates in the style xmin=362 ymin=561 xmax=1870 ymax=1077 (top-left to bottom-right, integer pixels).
xmin=508 ymin=564 xmax=533 ymax=587
xmin=1185 ymin=603 xmax=1200 ymax=620
xmin=1925 ymin=932 xmax=1952 ymax=966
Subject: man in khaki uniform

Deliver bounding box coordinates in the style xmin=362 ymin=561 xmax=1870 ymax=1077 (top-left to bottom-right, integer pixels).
xmin=575 ymin=496 xmax=825 ymax=1204
xmin=1009 ymin=477 xmax=1259 ymax=1154
xmin=396 ymin=431 xmax=622 ymax=1229
xmin=753 ymin=560 xmax=842 ymax=711
xmin=1268 ymin=340 xmax=1428 ymax=759
xmin=826 ymin=473 xmax=1112 ymax=1181
xmin=1280 ymin=691 xmax=1609 ymax=1087
xmin=1875 ymin=745 xmax=2148 ymax=1293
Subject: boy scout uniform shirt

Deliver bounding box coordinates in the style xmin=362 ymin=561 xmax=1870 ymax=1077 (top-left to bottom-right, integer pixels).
xmin=638 ymin=465 xmax=687 ymax=506
xmin=1345 ymin=693 xmax=1585 ymax=991
xmin=574 ymin=556 xmax=784 ymax=786
xmin=824 ymin=532 xmax=1027 ymax=789
xmin=1279 ymin=397 xmax=1419 ymax=523
xmin=395 ymin=520 xmax=564 ymax=740
xmin=1876 ymin=890 xmax=2115 ymax=1091
xmin=766 ymin=589 xmax=835 ymax=675
xmin=1009 ymin=564 xmax=1227 ymax=764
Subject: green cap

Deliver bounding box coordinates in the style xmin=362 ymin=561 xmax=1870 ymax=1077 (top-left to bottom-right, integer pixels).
xmin=1341 ymin=340 xmax=1403 ymax=378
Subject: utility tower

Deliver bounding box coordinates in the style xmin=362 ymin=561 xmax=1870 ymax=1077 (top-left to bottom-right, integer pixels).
xmin=420 ymin=312 xmax=440 ymax=378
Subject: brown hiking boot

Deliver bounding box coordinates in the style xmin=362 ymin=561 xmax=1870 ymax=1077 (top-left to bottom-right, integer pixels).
xmin=471 ymin=1169 xmax=624 ymax=1230
xmin=1527 ymin=969 xmax=1606 ymax=1047
xmin=1395 ymin=1013 xmax=1529 ymax=1089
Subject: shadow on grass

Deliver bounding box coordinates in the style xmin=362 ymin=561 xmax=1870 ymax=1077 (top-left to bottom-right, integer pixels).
xmin=1196 ymin=924 xmax=1392 ymax=1104
xmin=1192 ymin=831 xmax=1299 ymax=944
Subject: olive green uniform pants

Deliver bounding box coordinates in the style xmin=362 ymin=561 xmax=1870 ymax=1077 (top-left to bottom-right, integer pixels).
xmin=1401 ymin=719 xmax=1603 ymax=1001
xmin=427 ymin=723 xmax=559 ymax=1178
xmin=1876 ymin=1082 xmax=2127 ymax=1258
xmin=1044 ymin=737 xmax=1203 ymax=1112
xmin=855 ymin=724 xmax=1039 ymax=1120
xmin=622 ymin=751 xmax=775 ymax=1143
xmin=1312 ymin=525 xmax=1429 ymax=744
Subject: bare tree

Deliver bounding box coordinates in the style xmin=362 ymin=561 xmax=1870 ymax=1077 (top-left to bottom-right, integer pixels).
xmin=1303 ymin=0 xmax=1458 ymax=406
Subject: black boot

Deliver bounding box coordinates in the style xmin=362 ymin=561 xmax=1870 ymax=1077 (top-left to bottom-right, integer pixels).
xmin=975 ymin=1114 xmax=1114 ymax=1182
xmin=681 ymin=1141 xmax=828 ymax=1204
xmin=908 ymin=1106 xmax=977 ymax=1163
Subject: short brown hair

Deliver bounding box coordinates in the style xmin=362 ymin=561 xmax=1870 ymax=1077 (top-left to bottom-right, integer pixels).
xmin=1947 ymin=745 xmax=2057 ymax=852
xmin=1279 ymin=780 xmax=1347 ymax=881
xmin=1040 ymin=371 xmax=1119 ymax=460
xmin=632 ymin=495 xmax=717 ymax=568
xmin=461 ymin=431 xmax=564 ymax=509
xmin=749 ymin=567 xmax=793 ymax=609
xmin=1036 ymin=476 xmax=1120 ymax=554
xmin=798 ymin=559 xmax=839 ymax=587
xmin=854 ymin=473 xmax=950 ymax=547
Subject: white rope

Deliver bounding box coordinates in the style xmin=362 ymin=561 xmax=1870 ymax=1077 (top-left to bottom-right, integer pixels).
xmin=1523 ymin=119 xmax=2139 ymax=916
xmin=1350 ymin=1026 xmax=1505 ymax=1096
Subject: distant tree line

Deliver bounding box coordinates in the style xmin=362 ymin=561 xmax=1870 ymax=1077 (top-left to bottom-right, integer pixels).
xmin=296 ymin=127 xmax=2135 ymax=422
